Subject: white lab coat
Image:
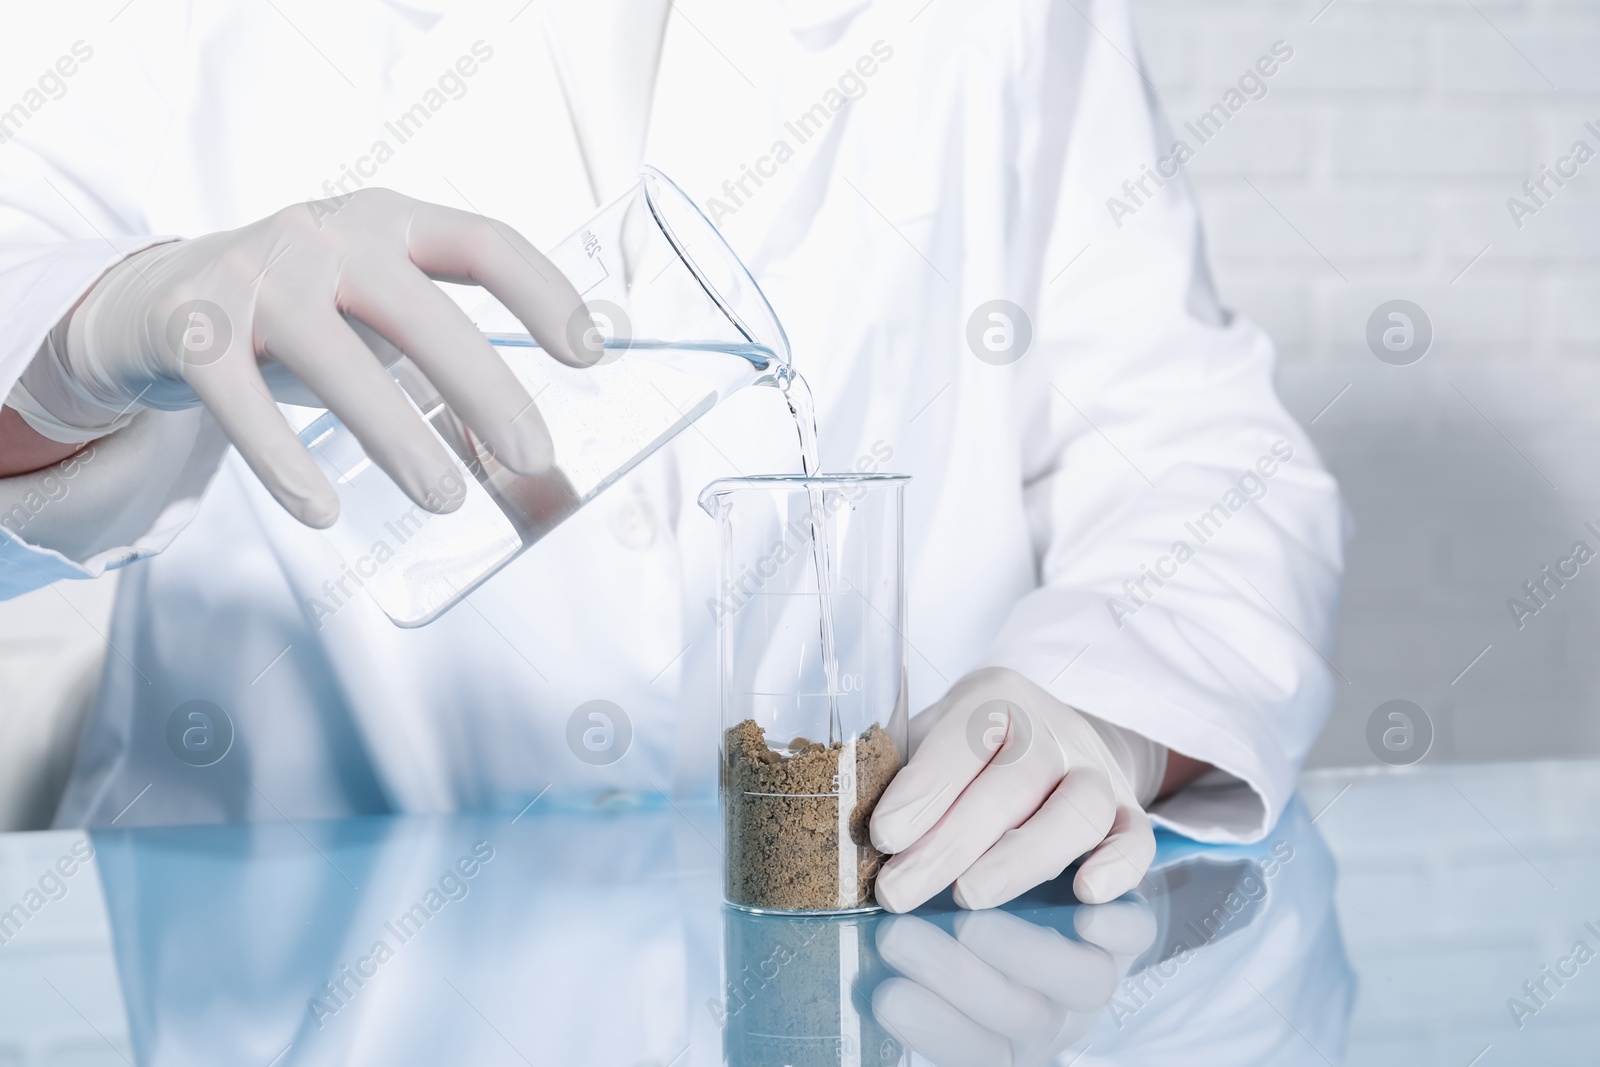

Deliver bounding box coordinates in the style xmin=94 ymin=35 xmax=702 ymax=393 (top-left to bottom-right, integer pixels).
xmin=0 ymin=0 xmax=1343 ymax=839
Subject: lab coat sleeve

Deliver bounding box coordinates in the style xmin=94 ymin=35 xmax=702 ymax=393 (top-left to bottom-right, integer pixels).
xmin=980 ymin=3 xmax=1344 ymax=843
xmin=0 ymin=22 xmax=229 ymax=597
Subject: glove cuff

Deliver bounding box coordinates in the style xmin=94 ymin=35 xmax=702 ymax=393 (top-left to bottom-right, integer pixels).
xmin=8 ymin=319 xmax=138 ymax=444
xmin=1082 ymin=713 xmax=1168 ymax=808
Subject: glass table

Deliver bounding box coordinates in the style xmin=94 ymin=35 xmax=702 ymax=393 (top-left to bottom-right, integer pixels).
xmin=0 ymin=760 xmax=1594 ymax=1065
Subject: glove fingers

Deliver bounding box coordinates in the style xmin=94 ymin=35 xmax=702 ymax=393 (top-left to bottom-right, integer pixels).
xmin=1073 ymin=804 xmax=1157 ymax=905
xmin=875 ymin=916 xmax=1056 ymax=1047
xmin=951 ymin=767 xmax=1116 ymax=911
xmin=951 ymin=909 xmax=1120 ymax=1013
xmin=875 ymin=740 xmax=1063 ymax=914
xmin=1072 ymin=898 xmax=1160 ymax=956
xmin=185 ymin=357 xmax=338 ymax=527
xmin=260 ymin=309 xmax=464 ymax=513
xmin=339 ymin=257 xmax=554 ymax=476
xmin=404 ymin=202 xmax=593 ymax=368
xmin=870 ymin=977 xmax=1015 ymax=1067
xmin=871 ymin=692 xmax=1033 ymax=855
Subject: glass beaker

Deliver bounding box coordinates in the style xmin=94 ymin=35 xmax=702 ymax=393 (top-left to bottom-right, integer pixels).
xmin=698 ymin=474 xmax=910 ymax=914
xmin=297 ymin=167 xmax=792 ymax=627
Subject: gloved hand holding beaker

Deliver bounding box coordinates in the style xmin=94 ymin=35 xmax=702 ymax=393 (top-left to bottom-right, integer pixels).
xmin=869 ymin=667 xmax=1166 ymax=912
xmin=7 ymin=188 xmax=590 ymax=527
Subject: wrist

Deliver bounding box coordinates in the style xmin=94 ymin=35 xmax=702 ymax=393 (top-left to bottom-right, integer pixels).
xmin=9 ymin=239 xmax=191 ymax=443
xmin=8 ymin=317 xmax=139 ymax=444
xmin=0 ymin=404 xmax=88 ymax=476
xmin=1157 ymin=749 xmax=1213 ymax=798
xmin=1081 ymin=713 xmax=1168 ymax=808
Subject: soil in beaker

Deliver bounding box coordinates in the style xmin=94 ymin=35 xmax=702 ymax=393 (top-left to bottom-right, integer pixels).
xmin=725 ymin=719 xmax=902 ymax=911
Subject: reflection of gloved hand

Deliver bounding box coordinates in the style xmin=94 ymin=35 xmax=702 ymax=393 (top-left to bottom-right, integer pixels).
xmin=7 ymin=188 xmax=589 ymax=527
xmin=870 ymin=667 xmax=1163 ymax=912
xmin=871 ymin=899 xmax=1157 ymax=1066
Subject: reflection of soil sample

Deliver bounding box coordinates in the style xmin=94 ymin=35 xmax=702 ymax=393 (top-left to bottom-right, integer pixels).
xmin=721 ymin=910 xmax=904 ymax=1067
xmin=725 ymin=719 xmax=901 ymax=912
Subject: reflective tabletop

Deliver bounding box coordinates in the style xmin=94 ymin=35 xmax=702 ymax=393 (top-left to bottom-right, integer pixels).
xmin=0 ymin=760 xmax=1595 ymax=1066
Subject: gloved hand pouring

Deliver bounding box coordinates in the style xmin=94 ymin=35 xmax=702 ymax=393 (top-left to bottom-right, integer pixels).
xmin=7 ymin=189 xmax=590 ymax=528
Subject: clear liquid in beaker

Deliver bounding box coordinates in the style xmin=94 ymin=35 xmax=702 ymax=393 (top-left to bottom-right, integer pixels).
xmin=299 ymin=339 xmax=781 ymax=627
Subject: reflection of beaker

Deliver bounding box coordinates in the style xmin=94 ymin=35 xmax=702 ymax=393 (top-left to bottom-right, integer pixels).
xmin=720 ymin=908 xmax=905 ymax=1067
xmin=298 ymin=168 xmax=792 ymax=627
xmin=699 ymin=475 xmax=909 ymax=914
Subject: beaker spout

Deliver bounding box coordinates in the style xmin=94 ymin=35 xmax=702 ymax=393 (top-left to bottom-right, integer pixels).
xmin=697 ymin=482 xmax=730 ymax=518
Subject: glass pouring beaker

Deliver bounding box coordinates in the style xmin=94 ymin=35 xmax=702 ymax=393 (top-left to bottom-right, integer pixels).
xmin=296 ymin=167 xmax=792 ymax=627
xmin=699 ymin=474 xmax=910 ymax=914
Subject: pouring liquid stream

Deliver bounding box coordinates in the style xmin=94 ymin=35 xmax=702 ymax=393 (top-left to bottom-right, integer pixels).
xmin=779 ymin=368 xmax=860 ymax=904
xmin=777 ymin=370 xmax=844 ymax=748
xmin=328 ymin=333 xmax=846 ymax=741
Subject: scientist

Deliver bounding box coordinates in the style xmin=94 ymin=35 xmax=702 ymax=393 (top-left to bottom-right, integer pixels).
xmin=0 ymin=0 xmax=1342 ymax=913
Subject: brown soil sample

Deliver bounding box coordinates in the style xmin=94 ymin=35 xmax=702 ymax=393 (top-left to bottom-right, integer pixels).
xmin=724 ymin=718 xmax=902 ymax=911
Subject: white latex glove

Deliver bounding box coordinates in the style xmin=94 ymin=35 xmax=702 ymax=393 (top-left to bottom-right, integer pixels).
xmin=8 ymin=189 xmax=591 ymax=527
xmin=871 ymin=899 xmax=1158 ymax=1066
xmin=870 ymin=667 xmax=1164 ymax=912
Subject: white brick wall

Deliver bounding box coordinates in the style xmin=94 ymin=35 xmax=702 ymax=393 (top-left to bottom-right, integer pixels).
xmin=1129 ymin=0 xmax=1600 ymax=767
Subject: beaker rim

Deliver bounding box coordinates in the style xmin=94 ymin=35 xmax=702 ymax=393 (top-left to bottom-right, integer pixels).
xmin=697 ymin=473 xmax=909 ymax=513
xmin=640 ymin=166 xmax=793 ymax=367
